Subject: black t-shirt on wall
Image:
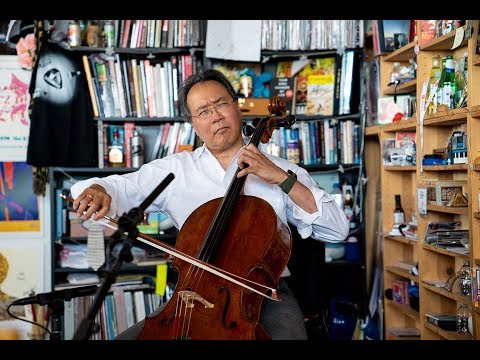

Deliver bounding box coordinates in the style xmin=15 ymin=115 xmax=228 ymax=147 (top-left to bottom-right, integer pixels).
xmin=27 ymin=37 xmax=95 ymax=167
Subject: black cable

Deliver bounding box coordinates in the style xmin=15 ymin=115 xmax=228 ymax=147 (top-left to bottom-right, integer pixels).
xmin=6 ymin=302 xmax=52 ymax=339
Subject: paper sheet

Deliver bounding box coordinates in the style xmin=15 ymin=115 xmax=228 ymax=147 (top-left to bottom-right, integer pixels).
xmin=206 ymin=20 xmax=262 ymax=62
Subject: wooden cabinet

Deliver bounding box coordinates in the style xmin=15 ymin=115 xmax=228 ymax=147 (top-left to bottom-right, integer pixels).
xmin=366 ymin=20 xmax=480 ymax=340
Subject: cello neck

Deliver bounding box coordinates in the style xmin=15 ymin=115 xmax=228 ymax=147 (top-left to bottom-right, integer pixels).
xmin=196 ymin=121 xmax=266 ymax=262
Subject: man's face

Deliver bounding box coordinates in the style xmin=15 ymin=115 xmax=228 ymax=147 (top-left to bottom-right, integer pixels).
xmin=187 ymin=81 xmax=243 ymax=153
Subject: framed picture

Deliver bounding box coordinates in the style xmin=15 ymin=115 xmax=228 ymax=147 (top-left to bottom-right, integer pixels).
xmin=0 ymin=161 xmax=46 ymax=237
xmin=0 ymin=55 xmax=32 ymax=162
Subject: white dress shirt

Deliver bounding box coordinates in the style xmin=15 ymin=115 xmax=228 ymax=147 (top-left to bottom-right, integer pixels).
xmin=70 ymin=144 xmax=349 ymax=275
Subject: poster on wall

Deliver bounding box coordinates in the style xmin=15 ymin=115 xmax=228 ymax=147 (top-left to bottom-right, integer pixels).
xmin=0 ymin=55 xmax=31 ymax=162
xmin=0 ymin=161 xmax=40 ymax=233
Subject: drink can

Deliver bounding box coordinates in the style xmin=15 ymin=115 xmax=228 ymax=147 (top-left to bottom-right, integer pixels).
xmin=68 ymin=21 xmax=81 ymax=47
xmin=131 ymin=130 xmax=144 ymax=168
xmin=87 ymin=22 xmax=100 ymax=47
xmin=104 ymin=21 xmax=115 ymax=48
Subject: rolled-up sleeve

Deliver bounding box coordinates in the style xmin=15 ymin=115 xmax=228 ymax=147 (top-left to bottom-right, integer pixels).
xmin=286 ymin=168 xmax=349 ymax=243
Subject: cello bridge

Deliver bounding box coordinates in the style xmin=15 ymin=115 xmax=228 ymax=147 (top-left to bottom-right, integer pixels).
xmin=178 ymin=290 xmax=215 ymax=309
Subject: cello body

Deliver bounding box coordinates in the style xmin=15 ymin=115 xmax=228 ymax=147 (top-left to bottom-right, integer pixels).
xmin=137 ymin=195 xmax=292 ymax=340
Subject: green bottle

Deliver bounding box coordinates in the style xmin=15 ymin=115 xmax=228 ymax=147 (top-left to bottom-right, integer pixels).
xmin=443 ymin=56 xmax=458 ymax=109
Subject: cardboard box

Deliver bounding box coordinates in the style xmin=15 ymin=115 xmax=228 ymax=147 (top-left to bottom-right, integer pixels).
xmin=238 ymin=98 xmax=271 ymax=116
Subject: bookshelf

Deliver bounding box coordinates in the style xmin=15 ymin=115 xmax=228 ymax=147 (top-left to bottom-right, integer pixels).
xmin=46 ymin=20 xmax=205 ymax=339
xmin=48 ymin=19 xmax=369 ymax=340
xmin=365 ymin=20 xmax=480 ymax=340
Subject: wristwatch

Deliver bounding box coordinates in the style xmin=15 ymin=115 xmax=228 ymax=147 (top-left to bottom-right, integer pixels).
xmin=278 ymin=170 xmax=297 ymax=194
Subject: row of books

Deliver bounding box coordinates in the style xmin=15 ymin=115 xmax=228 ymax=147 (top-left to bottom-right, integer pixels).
xmin=259 ymin=119 xmax=360 ymax=166
xmin=97 ymin=122 xmax=196 ymax=168
xmin=93 ymin=19 xmax=206 ymax=50
xmin=63 ymin=285 xmax=168 ymax=340
xmin=260 ymin=20 xmax=364 ymax=51
xmin=83 ymin=53 xmax=200 ymax=119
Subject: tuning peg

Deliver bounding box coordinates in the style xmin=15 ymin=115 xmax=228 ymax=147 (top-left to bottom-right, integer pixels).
xmin=242 ymin=124 xmax=255 ymax=137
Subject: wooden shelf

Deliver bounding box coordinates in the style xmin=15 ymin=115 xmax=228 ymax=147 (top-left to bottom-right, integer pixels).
xmin=423 ymin=164 xmax=468 ymax=171
xmin=383 ymin=41 xmax=417 ymax=62
xmin=427 ymin=204 xmax=468 ymax=214
xmin=422 ymin=243 xmax=470 ymax=259
xmin=423 ymin=108 xmax=468 ymax=126
xmin=365 ymin=125 xmax=380 ymax=137
xmin=386 ymin=300 xmax=420 ymax=321
xmin=470 ymin=105 xmax=480 ymax=118
xmin=384 ymin=166 xmax=416 ymax=171
xmin=474 ymin=55 xmax=480 ymax=67
xmin=384 ymin=235 xmax=418 ymax=246
xmin=422 ymin=283 xmax=472 ymax=305
xmin=384 ymin=79 xmax=417 ymax=95
xmin=382 ymin=117 xmax=417 ymax=131
xmin=424 ymin=322 xmax=473 ymax=340
xmin=420 ymin=25 xmax=469 ymax=51
xmin=474 ymin=212 xmax=480 ymax=219
xmin=385 ymin=265 xmax=418 ymax=281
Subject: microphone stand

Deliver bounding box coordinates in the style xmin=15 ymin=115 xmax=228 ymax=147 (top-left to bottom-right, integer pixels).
xmin=49 ymin=299 xmax=64 ymax=341
xmin=72 ymin=173 xmax=175 ymax=340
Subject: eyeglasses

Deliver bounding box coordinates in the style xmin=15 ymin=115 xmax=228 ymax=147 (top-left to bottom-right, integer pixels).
xmin=191 ymin=99 xmax=236 ymax=121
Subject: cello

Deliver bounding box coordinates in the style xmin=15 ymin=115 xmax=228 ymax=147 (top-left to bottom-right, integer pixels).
xmin=136 ymin=96 xmax=296 ymax=340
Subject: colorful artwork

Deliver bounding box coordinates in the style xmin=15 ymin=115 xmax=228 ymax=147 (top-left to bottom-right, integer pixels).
xmin=0 ymin=162 xmax=40 ymax=232
xmin=0 ymin=55 xmax=31 ymax=161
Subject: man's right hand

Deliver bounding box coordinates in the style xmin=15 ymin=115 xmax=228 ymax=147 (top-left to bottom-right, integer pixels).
xmin=72 ymin=184 xmax=112 ymax=221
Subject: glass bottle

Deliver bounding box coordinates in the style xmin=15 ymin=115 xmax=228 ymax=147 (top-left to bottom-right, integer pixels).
xmin=390 ymin=62 xmax=401 ymax=83
xmin=343 ymin=188 xmax=355 ymax=228
xmin=436 ymin=56 xmax=447 ymax=107
xmin=427 ymin=55 xmax=441 ymax=114
xmin=443 ymin=55 xmax=458 ymax=109
xmin=456 ymin=303 xmax=472 ymax=335
xmin=458 ymin=259 xmax=472 ymax=297
xmin=394 ymin=194 xmax=405 ymax=225
xmin=108 ymin=129 xmax=124 ymax=167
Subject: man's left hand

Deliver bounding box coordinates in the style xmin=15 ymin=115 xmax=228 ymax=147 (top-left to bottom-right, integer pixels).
xmin=237 ymin=144 xmax=288 ymax=185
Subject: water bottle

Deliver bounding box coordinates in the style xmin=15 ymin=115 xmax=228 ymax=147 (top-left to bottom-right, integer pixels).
xmin=131 ymin=130 xmax=144 ymax=168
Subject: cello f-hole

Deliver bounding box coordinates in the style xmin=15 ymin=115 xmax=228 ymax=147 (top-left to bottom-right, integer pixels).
xmin=219 ymin=287 xmax=237 ymax=329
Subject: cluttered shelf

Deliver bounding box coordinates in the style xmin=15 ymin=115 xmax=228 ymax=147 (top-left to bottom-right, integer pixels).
xmin=424 ymin=322 xmax=473 ymax=340
xmin=422 ymin=282 xmax=472 ymax=305
xmin=419 ymin=24 xmax=469 ymax=51
xmin=382 ymin=41 xmax=417 ymax=62
xmin=381 ymin=117 xmax=417 ymax=132
xmin=384 ymin=166 xmax=416 ymax=171
xmin=423 ymin=108 xmax=468 ymax=126
xmin=384 ymin=79 xmax=417 ymax=95
xmin=426 ymin=204 xmax=468 ymax=215
xmin=385 ymin=265 xmax=418 ymax=282
xmin=384 ymin=235 xmax=417 ymax=246
xmin=422 ymin=243 xmax=469 ymax=259
xmin=422 ymin=164 xmax=468 ymax=171
xmin=385 ymin=299 xmax=419 ymax=321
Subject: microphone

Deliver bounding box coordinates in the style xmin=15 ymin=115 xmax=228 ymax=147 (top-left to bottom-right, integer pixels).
xmin=10 ymin=285 xmax=98 ymax=306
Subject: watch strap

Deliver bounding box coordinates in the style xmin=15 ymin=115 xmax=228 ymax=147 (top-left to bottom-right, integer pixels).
xmin=279 ymin=170 xmax=297 ymax=194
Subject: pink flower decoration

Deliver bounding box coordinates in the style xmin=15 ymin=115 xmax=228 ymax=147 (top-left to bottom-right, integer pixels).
xmin=15 ymin=33 xmax=37 ymax=70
